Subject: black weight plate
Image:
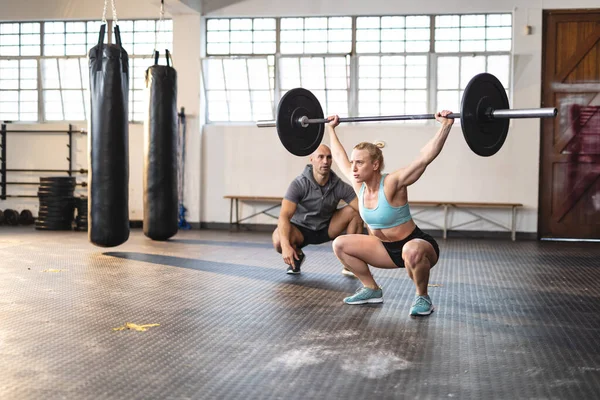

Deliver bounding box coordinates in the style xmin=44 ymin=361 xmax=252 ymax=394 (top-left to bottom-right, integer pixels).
xmin=39 ymin=180 xmax=76 ymax=185
xmin=39 ymin=209 xmax=74 ymax=216
xmin=276 ymin=88 xmax=325 ymax=157
xmin=38 ymin=206 xmax=74 ymax=213
xmin=0 ymin=210 xmax=4 ymax=225
xmin=39 ymin=176 xmax=76 ymax=182
xmin=19 ymin=210 xmax=34 ymax=225
xmin=35 ymin=224 xmax=73 ymax=231
xmin=38 ymin=186 xmax=75 ymax=193
xmin=37 ymin=218 xmax=73 ymax=225
xmin=3 ymin=209 xmax=20 ymax=226
xmin=460 ymin=73 xmax=510 ymax=157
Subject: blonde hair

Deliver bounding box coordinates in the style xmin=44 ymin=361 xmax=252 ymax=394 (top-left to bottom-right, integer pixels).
xmin=353 ymin=141 xmax=385 ymax=171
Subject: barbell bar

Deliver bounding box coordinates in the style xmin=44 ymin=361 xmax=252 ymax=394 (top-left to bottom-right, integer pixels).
xmin=256 ymin=72 xmax=558 ymax=157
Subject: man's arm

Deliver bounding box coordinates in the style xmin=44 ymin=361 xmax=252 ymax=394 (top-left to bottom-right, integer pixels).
xmin=388 ymin=111 xmax=454 ymax=188
xmin=278 ymin=199 xmax=298 ymax=251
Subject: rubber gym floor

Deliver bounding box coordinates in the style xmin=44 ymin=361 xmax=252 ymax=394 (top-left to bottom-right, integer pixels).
xmin=1 ymin=227 xmax=599 ymax=399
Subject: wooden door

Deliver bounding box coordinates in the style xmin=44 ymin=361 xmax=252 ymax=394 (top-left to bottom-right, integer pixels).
xmin=540 ymin=10 xmax=600 ymax=239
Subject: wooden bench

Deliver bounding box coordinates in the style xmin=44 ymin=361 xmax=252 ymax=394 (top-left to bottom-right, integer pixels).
xmin=224 ymin=196 xmax=523 ymax=240
xmin=224 ymin=195 xmax=283 ymax=227
xmin=410 ymin=201 xmax=523 ymax=241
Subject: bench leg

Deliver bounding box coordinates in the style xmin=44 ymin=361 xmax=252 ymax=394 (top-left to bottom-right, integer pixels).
xmin=229 ymin=199 xmax=234 ymax=228
xmin=236 ymin=199 xmax=240 ymax=230
xmin=443 ymin=205 xmax=448 ymax=239
xmin=511 ymin=206 xmax=516 ymax=241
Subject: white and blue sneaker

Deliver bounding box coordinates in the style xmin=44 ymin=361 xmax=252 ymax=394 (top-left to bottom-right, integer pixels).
xmin=343 ymin=286 xmax=383 ymax=305
xmin=409 ymin=295 xmax=434 ymax=316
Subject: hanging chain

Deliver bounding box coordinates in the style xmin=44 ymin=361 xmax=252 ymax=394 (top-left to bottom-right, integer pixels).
xmin=155 ymin=0 xmax=165 ymax=52
xmin=111 ymin=0 xmax=119 ymax=24
xmin=102 ymin=0 xmax=118 ymax=25
xmin=102 ymin=0 xmax=108 ymax=24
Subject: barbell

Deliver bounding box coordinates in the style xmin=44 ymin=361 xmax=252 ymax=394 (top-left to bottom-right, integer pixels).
xmin=256 ymin=73 xmax=557 ymax=157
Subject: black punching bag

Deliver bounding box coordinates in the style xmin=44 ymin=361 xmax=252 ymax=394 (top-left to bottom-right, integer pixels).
xmin=143 ymin=50 xmax=178 ymax=241
xmin=88 ymin=24 xmax=129 ymax=247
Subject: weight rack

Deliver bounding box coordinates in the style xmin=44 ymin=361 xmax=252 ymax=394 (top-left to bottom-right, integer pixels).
xmin=0 ymin=124 xmax=88 ymax=200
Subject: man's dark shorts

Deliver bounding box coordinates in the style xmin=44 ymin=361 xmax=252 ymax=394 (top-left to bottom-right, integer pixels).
xmin=382 ymin=226 xmax=440 ymax=268
xmin=292 ymin=222 xmax=331 ymax=248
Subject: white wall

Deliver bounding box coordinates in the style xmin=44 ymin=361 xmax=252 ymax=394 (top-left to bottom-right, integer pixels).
xmin=3 ymin=0 xmax=599 ymax=233
xmin=198 ymin=0 xmax=599 ymax=234
xmin=0 ymin=0 xmax=202 ymax=223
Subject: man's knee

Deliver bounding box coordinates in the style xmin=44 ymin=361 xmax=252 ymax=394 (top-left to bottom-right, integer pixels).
xmin=272 ymin=229 xmax=282 ymax=253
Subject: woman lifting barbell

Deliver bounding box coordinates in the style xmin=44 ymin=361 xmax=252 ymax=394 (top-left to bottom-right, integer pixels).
xmin=326 ymin=110 xmax=454 ymax=316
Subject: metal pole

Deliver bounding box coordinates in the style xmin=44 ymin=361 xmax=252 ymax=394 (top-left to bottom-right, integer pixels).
xmin=492 ymin=108 xmax=557 ymax=119
xmin=256 ymin=107 xmax=558 ymax=128
xmin=68 ymin=124 xmax=73 ymax=177
xmin=1 ymin=124 xmax=6 ymax=200
xmin=6 ymin=168 xmax=88 ymax=173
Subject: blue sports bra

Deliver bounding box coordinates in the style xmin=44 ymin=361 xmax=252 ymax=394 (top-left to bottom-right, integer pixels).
xmin=358 ymin=174 xmax=412 ymax=229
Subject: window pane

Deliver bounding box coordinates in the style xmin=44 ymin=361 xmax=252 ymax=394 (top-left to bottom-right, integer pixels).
xmin=435 ymin=13 xmax=512 ymax=52
xmin=280 ymin=17 xmax=351 ymax=54
xmin=207 ymin=17 xmax=276 ymax=55
xmin=358 ymin=55 xmax=428 ymax=119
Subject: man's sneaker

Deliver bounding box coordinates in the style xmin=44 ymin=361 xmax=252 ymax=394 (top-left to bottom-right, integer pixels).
xmin=341 ymin=268 xmax=356 ymax=278
xmin=286 ymin=251 xmax=305 ymax=275
xmin=343 ymin=286 xmax=383 ymax=305
xmin=409 ymin=295 xmax=434 ymax=316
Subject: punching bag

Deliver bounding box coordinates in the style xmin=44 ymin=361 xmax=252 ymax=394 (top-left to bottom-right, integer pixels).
xmin=88 ymin=24 xmax=130 ymax=247
xmin=143 ymin=50 xmax=178 ymax=241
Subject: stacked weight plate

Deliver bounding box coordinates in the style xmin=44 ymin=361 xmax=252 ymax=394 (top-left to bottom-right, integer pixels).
xmin=36 ymin=177 xmax=76 ymax=231
xmin=75 ymin=196 xmax=88 ymax=231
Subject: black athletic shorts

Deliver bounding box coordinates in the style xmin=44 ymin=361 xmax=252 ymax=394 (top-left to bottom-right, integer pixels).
xmin=382 ymin=226 xmax=440 ymax=268
xmin=292 ymin=222 xmax=331 ymax=248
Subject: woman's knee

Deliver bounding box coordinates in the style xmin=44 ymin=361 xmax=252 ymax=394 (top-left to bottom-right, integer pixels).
xmin=402 ymin=242 xmax=427 ymax=267
xmin=332 ymin=235 xmax=350 ymax=256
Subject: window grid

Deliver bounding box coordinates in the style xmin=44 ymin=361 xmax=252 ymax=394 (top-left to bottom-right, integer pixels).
xmin=434 ymin=14 xmax=512 ymax=53
xmin=204 ymin=14 xmax=511 ymax=123
xmin=119 ymin=19 xmax=174 ymax=121
xmin=358 ymin=55 xmax=429 ymax=118
xmin=203 ymin=56 xmax=275 ymax=122
xmin=355 ymin=16 xmax=431 ymax=54
xmin=206 ymin=18 xmax=276 ymax=55
xmin=279 ymin=17 xmax=352 ymax=55
xmin=43 ymin=21 xmax=104 ymax=56
xmin=0 ymin=19 xmax=172 ymax=123
xmin=279 ymin=56 xmax=351 ymax=117
xmin=0 ymin=22 xmax=41 ymax=56
xmin=435 ymin=54 xmax=511 ymax=115
xmin=0 ymin=59 xmax=38 ymax=121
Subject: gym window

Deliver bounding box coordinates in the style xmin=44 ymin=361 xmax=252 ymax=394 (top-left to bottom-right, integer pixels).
xmin=203 ymin=13 xmax=512 ymax=124
xmin=279 ymin=17 xmax=352 ymax=54
xmin=206 ymin=18 xmax=276 ymax=55
xmin=119 ymin=19 xmax=173 ymax=122
xmin=202 ymin=56 xmax=275 ymax=122
xmin=279 ymin=56 xmax=350 ymax=118
xmin=358 ymin=55 xmax=428 ymax=117
xmin=355 ymin=16 xmax=431 ymax=54
xmin=434 ymin=14 xmax=512 ymax=52
xmin=436 ymin=54 xmax=511 ymax=115
xmin=0 ymin=19 xmax=172 ymax=124
xmin=0 ymin=59 xmax=38 ymax=122
xmin=41 ymin=58 xmax=89 ymax=121
xmin=0 ymin=23 xmax=41 ymax=122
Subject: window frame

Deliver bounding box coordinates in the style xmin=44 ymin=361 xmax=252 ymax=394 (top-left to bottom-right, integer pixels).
xmin=203 ymin=13 xmax=513 ymax=124
xmin=0 ymin=18 xmax=173 ymax=124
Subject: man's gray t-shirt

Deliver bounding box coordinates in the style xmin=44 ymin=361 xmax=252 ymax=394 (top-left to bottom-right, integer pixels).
xmin=284 ymin=165 xmax=356 ymax=231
